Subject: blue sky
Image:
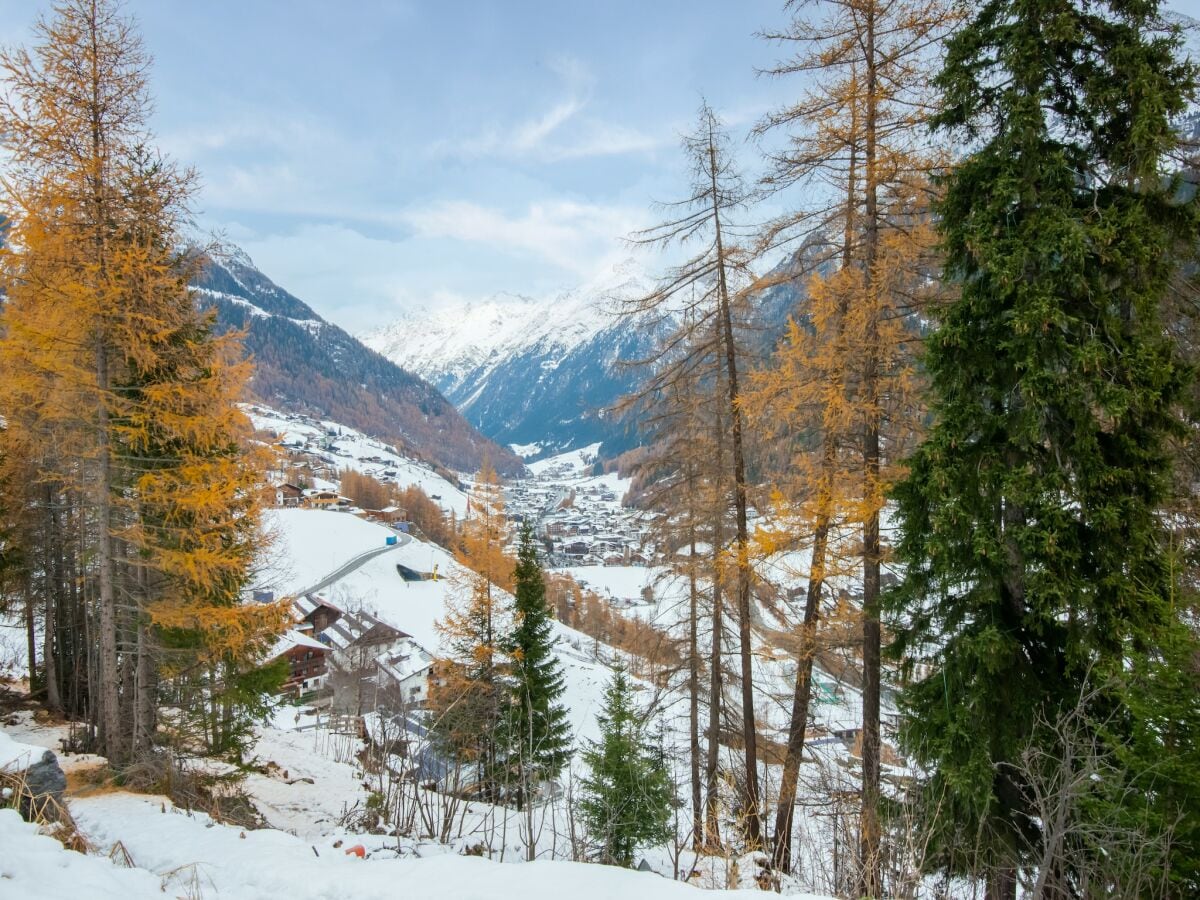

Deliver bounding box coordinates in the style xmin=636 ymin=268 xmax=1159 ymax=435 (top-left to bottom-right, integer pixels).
xmin=1 ymin=0 xmax=1198 ymax=333
xmin=1 ymin=0 xmax=804 ymax=332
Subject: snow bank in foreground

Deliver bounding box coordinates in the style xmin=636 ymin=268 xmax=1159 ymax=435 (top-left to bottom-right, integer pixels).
xmin=69 ymin=792 xmax=794 ymax=900
xmin=0 ymin=809 xmax=163 ymax=899
xmin=0 ymin=726 xmax=45 ymax=770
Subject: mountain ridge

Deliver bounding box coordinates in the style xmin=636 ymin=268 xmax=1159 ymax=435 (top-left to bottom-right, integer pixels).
xmin=193 ymin=247 xmax=525 ymax=476
xmin=362 ymin=259 xmax=674 ymax=459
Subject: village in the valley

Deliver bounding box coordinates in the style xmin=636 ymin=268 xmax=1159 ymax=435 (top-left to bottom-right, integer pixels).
xmin=247 ymin=407 xmax=659 ymax=710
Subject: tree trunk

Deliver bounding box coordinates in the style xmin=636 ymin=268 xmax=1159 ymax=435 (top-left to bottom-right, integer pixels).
xmin=44 ymin=485 xmax=63 ymax=713
xmin=704 ymin=521 xmax=724 ymax=850
xmin=24 ymin=589 xmax=37 ymax=695
xmin=688 ymin=506 xmax=703 ymax=852
xmin=65 ymin=530 xmax=85 ymax=719
xmin=708 ymin=126 xmax=761 ymax=849
xmin=859 ymin=4 xmax=883 ymax=894
xmin=986 ymin=867 xmax=1017 ymax=900
xmin=96 ymin=342 xmax=124 ymax=766
xmin=771 ymin=508 xmax=831 ymax=872
xmin=134 ymin=618 xmax=156 ymax=754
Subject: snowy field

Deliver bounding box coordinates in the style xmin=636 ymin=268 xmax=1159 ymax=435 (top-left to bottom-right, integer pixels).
xmin=261 ymin=507 xmax=399 ymax=595
xmin=261 ymin=508 xmax=619 ymax=748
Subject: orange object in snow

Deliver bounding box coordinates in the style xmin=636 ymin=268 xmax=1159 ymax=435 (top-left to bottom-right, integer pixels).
xmin=344 ymin=844 xmax=366 ymax=858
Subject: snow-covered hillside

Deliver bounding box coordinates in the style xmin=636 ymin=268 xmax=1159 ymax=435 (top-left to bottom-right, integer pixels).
xmin=0 ymin=449 xmax=860 ymax=900
xmin=247 ymin=403 xmax=471 ymax=516
xmin=261 ymin=508 xmax=616 ymax=746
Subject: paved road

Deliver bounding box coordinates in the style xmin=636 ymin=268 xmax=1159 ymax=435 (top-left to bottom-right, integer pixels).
xmin=295 ymin=530 xmax=412 ymax=597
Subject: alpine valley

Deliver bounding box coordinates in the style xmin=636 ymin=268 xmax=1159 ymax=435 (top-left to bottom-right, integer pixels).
xmin=362 ymin=255 xmax=806 ymax=461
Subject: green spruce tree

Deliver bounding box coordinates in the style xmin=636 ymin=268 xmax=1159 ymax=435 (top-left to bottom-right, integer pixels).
xmin=579 ymin=664 xmax=673 ymax=868
xmin=885 ymin=0 xmax=1200 ymax=895
xmin=505 ymin=522 xmax=571 ymax=804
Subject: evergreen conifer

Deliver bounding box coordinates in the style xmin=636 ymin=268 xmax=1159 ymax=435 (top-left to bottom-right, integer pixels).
xmin=885 ymin=0 xmax=1200 ymax=893
xmin=579 ymin=664 xmax=673 ymax=868
xmin=504 ymin=522 xmax=571 ymax=803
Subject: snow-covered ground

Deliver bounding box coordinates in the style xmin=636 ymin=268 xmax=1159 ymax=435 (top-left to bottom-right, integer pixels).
xmin=261 ymin=507 xmax=399 ymax=595
xmin=0 ymin=619 xmax=27 ymax=681
xmin=1 ymin=809 xmax=165 ymax=899
xmin=3 ymin=799 xmax=833 ymax=900
xmin=525 ymin=442 xmax=603 ymax=479
xmin=0 ymin=723 xmax=48 ymax=769
xmin=563 ymin=563 xmax=661 ymax=604
xmin=2 ymin=703 xmax=834 ymax=899
xmin=260 ymin=507 xmax=618 ymax=748
xmin=0 ymin=437 xmax=875 ymax=900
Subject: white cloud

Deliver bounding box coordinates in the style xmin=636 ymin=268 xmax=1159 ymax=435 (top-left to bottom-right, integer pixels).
xmin=401 ymin=198 xmax=646 ymax=276
xmin=225 ymin=196 xmax=666 ymax=334
xmin=429 ymin=55 xmax=664 ymax=163
xmin=510 ymin=97 xmax=585 ymax=151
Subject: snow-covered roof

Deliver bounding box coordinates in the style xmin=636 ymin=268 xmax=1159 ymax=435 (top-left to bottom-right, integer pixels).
xmin=267 ymin=630 xmax=327 ymax=661
xmin=375 ymin=637 xmax=434 ymax=684
xmin=314 ymin=607 xmax=407 ymax=653
xmin=295 ymin=594 xmax=346 ymax=616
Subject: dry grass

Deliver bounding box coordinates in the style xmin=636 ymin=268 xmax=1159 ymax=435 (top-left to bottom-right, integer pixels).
xmin=1 ymin=766 xmax=90 ymax=853
xmin=65 ymin=762 xmax=123 ymax=797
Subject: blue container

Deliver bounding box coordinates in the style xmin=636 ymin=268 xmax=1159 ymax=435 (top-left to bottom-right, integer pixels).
xmin=385 ymin=535 xmax=398 ymax=546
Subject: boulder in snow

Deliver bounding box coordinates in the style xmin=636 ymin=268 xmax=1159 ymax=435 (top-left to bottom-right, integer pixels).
xmin=1 ymin=729 xmax=67 ymax=821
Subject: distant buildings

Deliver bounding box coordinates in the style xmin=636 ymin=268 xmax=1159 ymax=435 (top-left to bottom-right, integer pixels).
xmin=288 ymin=594 xmax=434 ymax=712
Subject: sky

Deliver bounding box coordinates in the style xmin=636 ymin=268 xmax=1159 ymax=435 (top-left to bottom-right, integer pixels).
xmin=0 ymin=0 xmax=1198 ymax=335
xmin=0 ymin=0 xmax=805 ymax=333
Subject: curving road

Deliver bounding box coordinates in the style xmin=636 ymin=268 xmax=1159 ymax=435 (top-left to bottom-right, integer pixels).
xmin=295 ymin=530 xmax=412 ymax=597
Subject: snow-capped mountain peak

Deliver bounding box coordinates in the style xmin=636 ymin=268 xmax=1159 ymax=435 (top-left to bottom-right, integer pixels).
xmin=361 ymin=258 xmax=655 ymax=398
xmin=360 ymin=258 xmax=665 ymax=458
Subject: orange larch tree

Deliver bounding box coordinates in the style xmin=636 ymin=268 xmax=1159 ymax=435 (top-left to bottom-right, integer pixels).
xmin=0 ymin=0 xmax=286 ymax=764
xmin=754 ymin=0 xmax=954 ymax=882
xmin=428 ymin=461 xmax=515 ymax=799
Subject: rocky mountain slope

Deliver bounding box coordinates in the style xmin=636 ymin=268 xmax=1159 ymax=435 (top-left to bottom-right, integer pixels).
xmin=193 ymin=247 xmax=524 ymax=476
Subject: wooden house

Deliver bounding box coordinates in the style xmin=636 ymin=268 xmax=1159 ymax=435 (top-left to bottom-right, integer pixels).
xmin=304 ymin=489 xmax=350 ymax=509
xmin=315 ymin=608 xmax=435 ymax=713
xmin=294 ymin=594 xmax=344 ymax=634
xmin=377 ymin=505 xmax=407 ymax=525
xmin=268 ymin=630 xmax=329 ymax=693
